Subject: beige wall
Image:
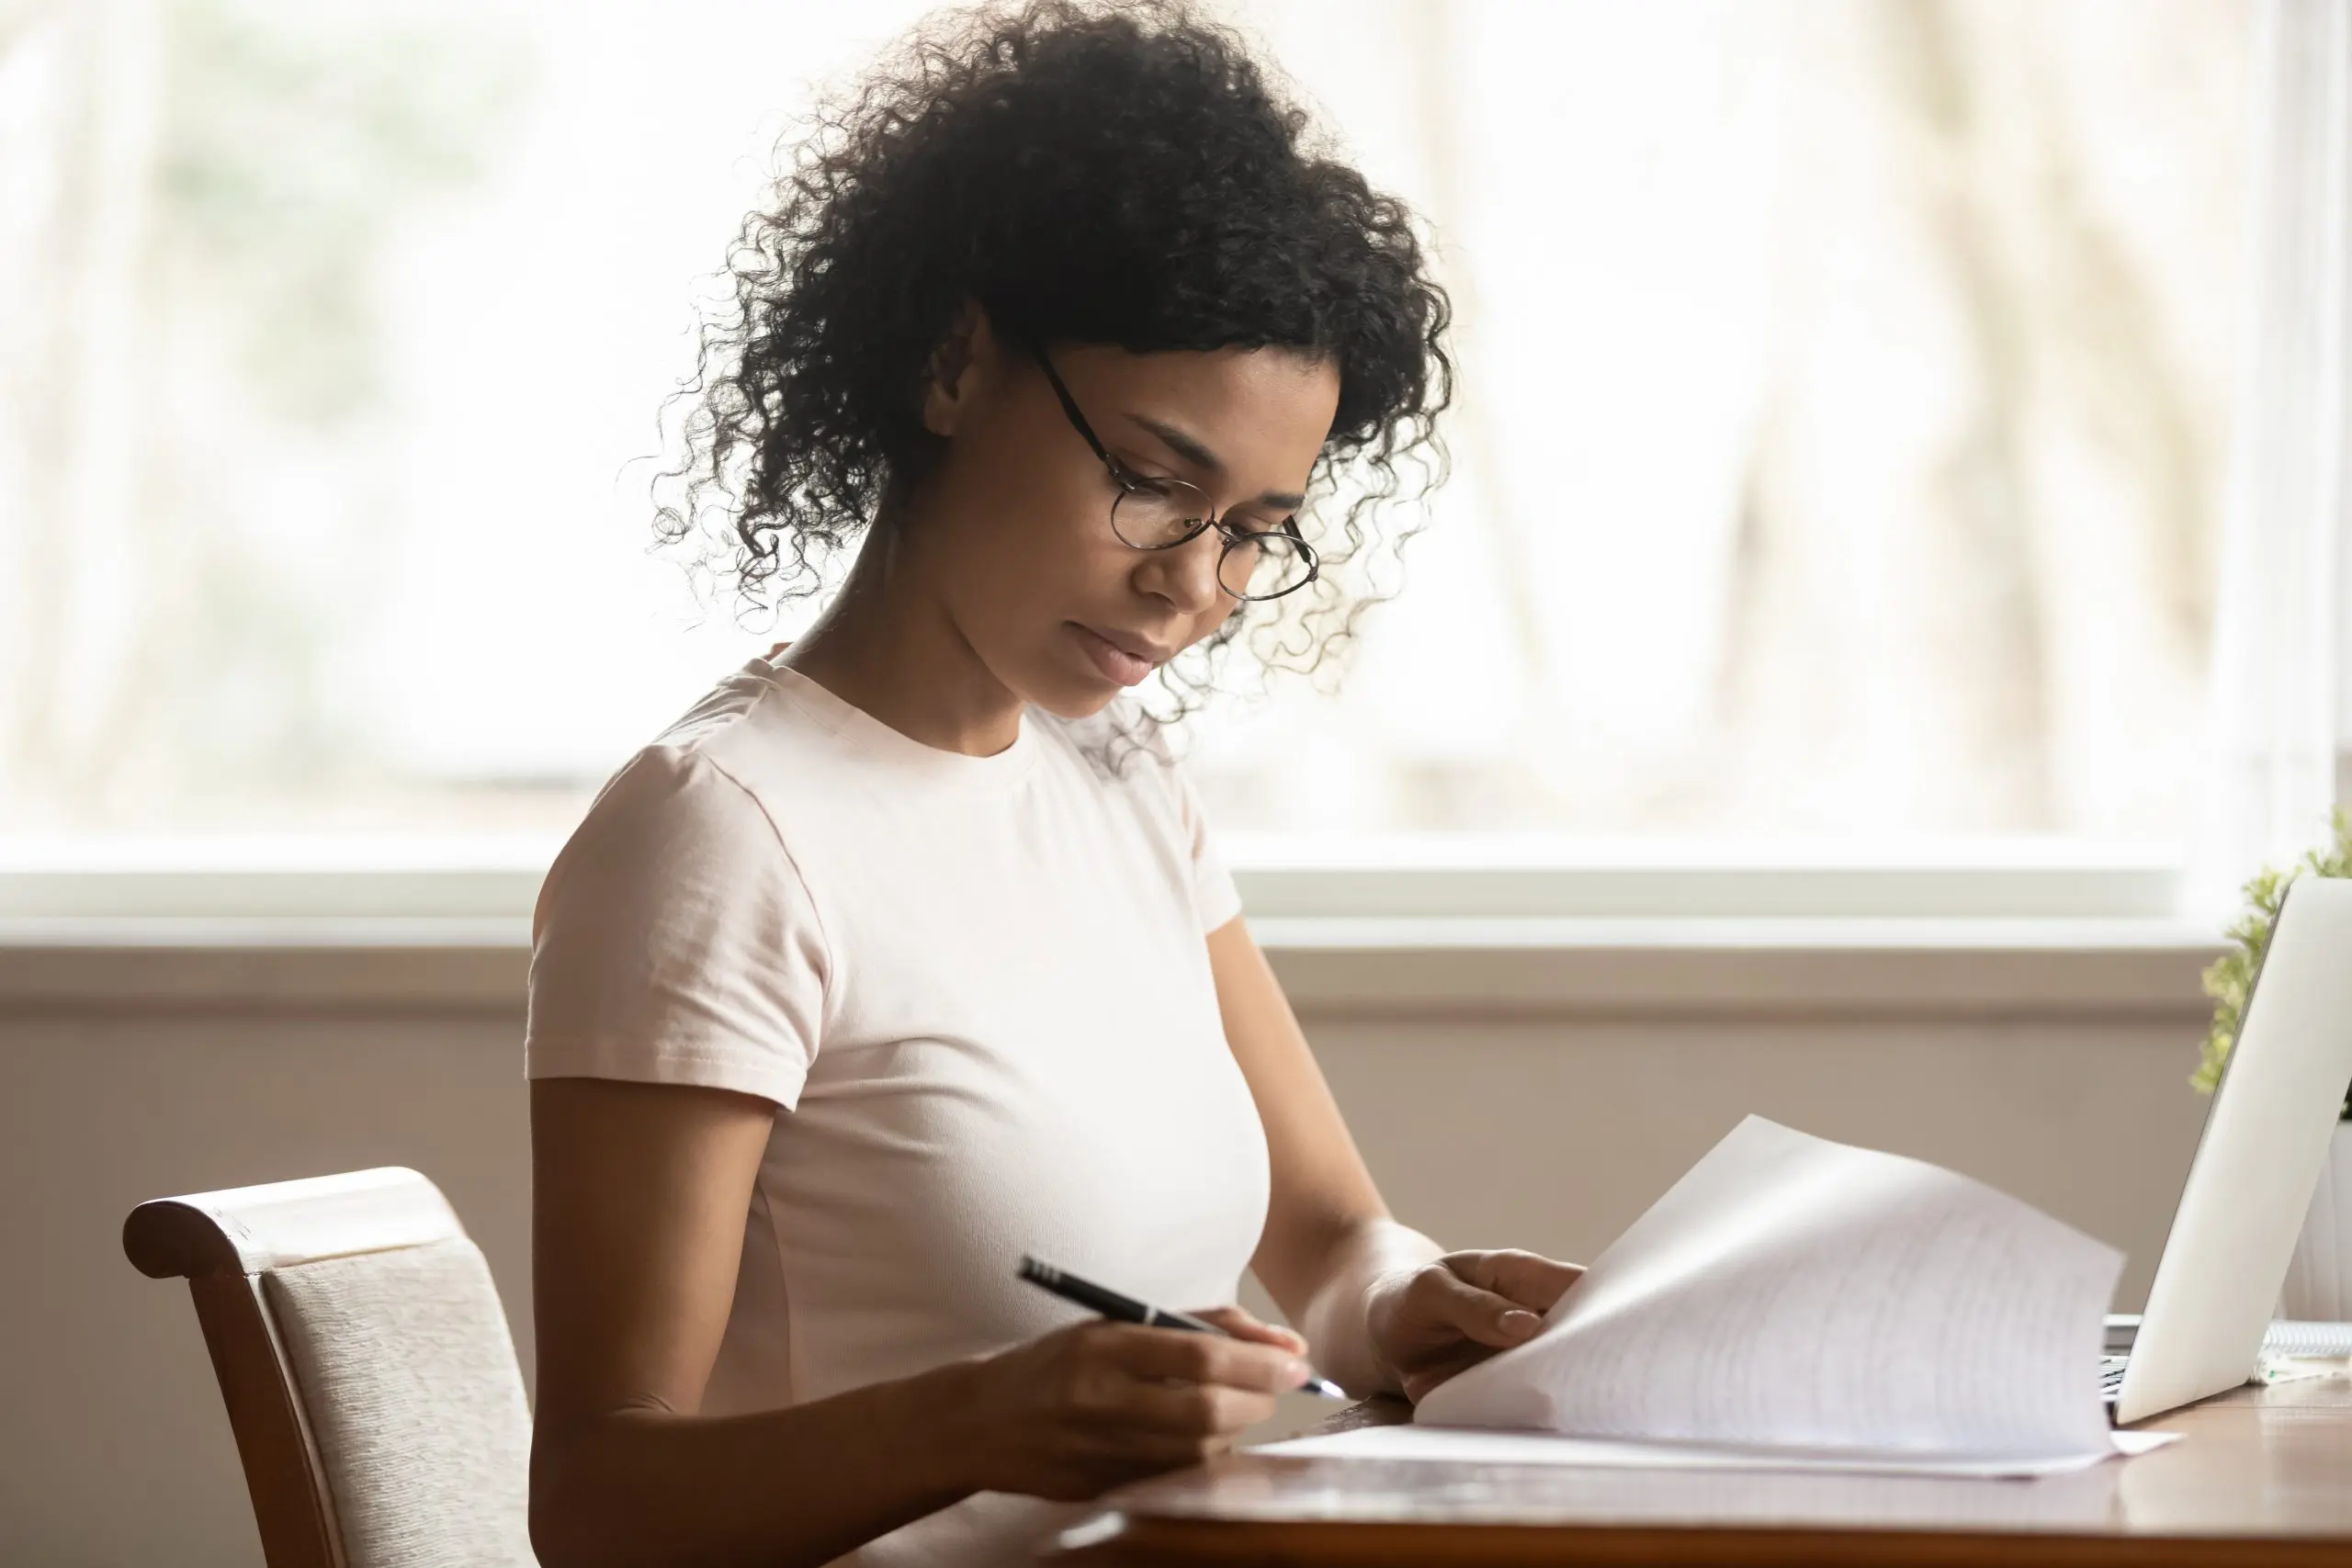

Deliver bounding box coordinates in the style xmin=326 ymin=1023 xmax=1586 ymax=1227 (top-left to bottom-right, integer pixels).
xmin=0 ymin=948 xmax=2212 ymax=1568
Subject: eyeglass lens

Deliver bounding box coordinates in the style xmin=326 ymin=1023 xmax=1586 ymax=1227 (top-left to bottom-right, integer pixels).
xmin=1109 ymin=479 xmax=1312 ymax=600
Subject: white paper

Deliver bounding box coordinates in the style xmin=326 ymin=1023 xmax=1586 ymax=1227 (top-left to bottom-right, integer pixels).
xmin=1257 ymin=1421 xmax=2177 ymax=1480
xmin=1402 ymin=1117 xmax=2143 ymax=1470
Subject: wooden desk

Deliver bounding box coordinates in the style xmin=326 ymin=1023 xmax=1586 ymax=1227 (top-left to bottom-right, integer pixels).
xmin=1049 ymin=1372 xmax=2352 ymax=1564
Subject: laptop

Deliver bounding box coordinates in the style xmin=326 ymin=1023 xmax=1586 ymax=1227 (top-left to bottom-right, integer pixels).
xmin=2103 ymin=875 xmax=2352 ymax=1427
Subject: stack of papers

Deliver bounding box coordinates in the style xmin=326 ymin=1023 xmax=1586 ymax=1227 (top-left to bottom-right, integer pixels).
xmin=1262 ymin=1117 xmax=2175 ymax=1479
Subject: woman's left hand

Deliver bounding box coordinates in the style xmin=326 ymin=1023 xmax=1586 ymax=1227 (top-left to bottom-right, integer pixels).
xmin=1363 ymin=1249 xmax=1584 ymax=1403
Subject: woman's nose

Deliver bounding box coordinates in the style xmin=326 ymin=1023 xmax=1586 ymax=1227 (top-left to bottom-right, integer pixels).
xmin=1137 ymin=526 xmax=1228 ymax=613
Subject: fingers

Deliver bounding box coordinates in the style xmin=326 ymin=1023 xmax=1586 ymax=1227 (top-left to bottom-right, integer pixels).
xmin=1102 ymin=1323 xmax=1310 ymax=1394
xmin=993 ymin=1317 xmax=1306 ymax=1501
xmin=1069 ymin=1422 xmax=1248 ymax=1481
xmin=1118 ymin=1376 xmax=1281 ymax=1438
xmin=1184 ymin=1303 xmax=1308 ymax=1355
xmin=1451 ymin=1249 xmax=1585 ymax=1314
xmin=1413 ymin=1258 xmax=1556 ymax=1349
xmin=1053 ymin=1324 xmax=1289 ymax=1455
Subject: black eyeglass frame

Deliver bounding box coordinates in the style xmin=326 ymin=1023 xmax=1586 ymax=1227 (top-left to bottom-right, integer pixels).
xmin=1028 ymin=344 xmax=1320 ymax=603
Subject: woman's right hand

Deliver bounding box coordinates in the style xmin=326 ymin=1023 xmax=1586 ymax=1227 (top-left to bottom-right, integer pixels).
xmin=941 ymin=1305 xmax=1315 ymax=1501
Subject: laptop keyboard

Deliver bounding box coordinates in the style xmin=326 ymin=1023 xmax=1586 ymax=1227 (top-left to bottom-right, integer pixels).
xmin=2100 ymin=1355 xmax=2128 ymax=1404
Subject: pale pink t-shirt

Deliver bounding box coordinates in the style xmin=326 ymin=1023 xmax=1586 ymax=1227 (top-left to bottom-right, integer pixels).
xmin=525 ymin=652 xmax=1270 ymax=1566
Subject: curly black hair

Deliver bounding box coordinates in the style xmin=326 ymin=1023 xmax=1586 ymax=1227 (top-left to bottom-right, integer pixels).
xmin=655 ymin=0 xmax=1452 ymax=733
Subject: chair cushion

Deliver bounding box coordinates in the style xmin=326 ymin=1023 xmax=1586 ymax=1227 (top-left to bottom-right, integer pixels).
xmin=264 ymin=1236 xmax=535 ymax=1568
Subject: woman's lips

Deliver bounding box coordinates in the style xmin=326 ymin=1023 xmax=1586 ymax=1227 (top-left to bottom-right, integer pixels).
xmin=1075 ymin=624 xmax=1154 ymax=686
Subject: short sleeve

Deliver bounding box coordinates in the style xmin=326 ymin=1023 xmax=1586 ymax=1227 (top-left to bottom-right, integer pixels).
xmin=526 ymin=745 xmax=829 ymax=1110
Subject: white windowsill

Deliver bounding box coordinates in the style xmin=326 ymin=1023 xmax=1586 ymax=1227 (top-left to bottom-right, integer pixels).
xmin=0 ymin=914 xmax=2222 ymax=1021
xmin=0 ymin=834 xmax=2187 ymax=919
xmin=0 ymin=838 xmax=2221 ymax=1020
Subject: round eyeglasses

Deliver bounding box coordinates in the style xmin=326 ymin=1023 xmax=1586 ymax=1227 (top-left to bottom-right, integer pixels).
xmin=1032 ymin=345 xmax=1320 ymax=602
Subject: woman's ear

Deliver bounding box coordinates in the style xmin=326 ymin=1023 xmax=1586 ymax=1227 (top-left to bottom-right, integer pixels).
xmin=920 ymin=299 xmax=1000 ymax=437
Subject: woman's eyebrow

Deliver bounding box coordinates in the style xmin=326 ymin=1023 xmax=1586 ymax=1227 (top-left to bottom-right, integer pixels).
xmin=1124 ymin=412 xmax=1306 ymax=512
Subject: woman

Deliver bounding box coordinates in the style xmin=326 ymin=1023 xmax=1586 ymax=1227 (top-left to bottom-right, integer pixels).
xmin=525 ymin=4 xmax=1580 ymax=1564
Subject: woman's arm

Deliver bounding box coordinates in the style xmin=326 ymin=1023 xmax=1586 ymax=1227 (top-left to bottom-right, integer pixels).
xmin=1203 ymin=916 xmax=1436 ymax=1395
xmin=530 ymin=1077 xmax=1311 ymax=1568
xmin=529 ymin=1077 xmax=975 ymax=1568
xmin=1207 ymin=916 xmax=1584 ymax=1401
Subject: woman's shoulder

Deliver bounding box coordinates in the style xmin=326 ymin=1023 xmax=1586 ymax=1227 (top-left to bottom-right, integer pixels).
xmin=568 ymin=658 xmax=835 ymax=856
xmin=534 ymin=665 xmax=827 ymax=953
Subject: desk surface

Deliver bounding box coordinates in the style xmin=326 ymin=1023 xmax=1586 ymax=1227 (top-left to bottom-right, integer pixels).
xmin=1049 ymin=1371 xmax=2352 ymax=1565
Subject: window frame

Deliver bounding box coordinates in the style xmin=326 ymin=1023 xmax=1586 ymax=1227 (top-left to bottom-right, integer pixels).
xmin=0 ymin=831 xmax=2190 ymax=925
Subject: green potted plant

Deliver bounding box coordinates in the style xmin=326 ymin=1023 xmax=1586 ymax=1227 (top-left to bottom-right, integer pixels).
xmin=2196 ymin=807 xmax=2352 ymax=1318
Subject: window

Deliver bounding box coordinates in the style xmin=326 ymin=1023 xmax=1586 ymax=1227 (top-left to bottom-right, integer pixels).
xmin=0 ymin=1 xmax=2253 ymax=872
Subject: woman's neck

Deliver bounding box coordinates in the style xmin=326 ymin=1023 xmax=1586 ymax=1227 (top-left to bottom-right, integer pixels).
xmin=774 ymin=523 xmax=1029 ymax=759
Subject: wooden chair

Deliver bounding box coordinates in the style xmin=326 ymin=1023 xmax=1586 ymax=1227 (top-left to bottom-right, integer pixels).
xmin=123 ymin=1168 xmax=536 ymax=1568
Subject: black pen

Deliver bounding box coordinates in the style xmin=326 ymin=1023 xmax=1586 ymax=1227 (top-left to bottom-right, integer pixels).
xmin=1017 ymin=1254 xmax=1348 ymax=1399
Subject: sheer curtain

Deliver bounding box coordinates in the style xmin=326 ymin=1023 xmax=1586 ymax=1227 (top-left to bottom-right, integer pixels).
xmin=2197 ymin=0 xmax=2352 ymax=914
xmin=0 ymin=0 xmax=2261 ymax=848
xmin=1232 ymin=0 xmax=2246 ymax=845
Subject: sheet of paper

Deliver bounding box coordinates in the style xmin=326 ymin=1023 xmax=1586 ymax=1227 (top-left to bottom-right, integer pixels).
xmin=1416 ymin=1116 xmax=2131 ymax=1463
xmin=1256 ymin=1421 xmax=2177 ymax=1480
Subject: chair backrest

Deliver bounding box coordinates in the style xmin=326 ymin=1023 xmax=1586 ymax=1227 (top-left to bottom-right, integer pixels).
xmin=123 ymin=1168 xmax=536 ymax=1568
